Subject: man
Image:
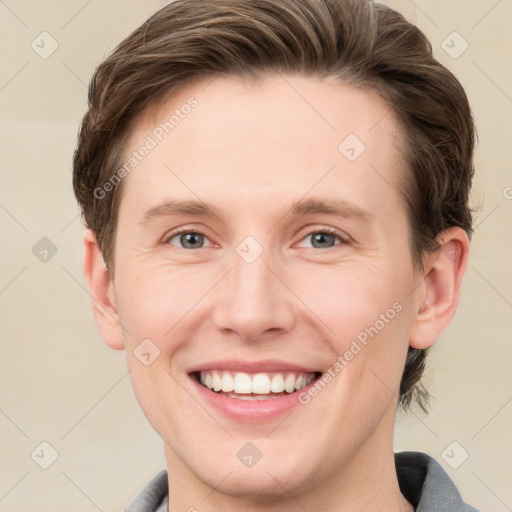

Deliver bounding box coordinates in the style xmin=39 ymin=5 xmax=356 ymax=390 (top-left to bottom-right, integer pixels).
xmin=72 ymin=0 xmax=481 ymax=510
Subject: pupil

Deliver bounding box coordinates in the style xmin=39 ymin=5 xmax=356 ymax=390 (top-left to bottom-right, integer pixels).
xmin=312 ymin=233 xmax=335 ymax=248
xmin=181 ymin=233 xmax=203 ymax=248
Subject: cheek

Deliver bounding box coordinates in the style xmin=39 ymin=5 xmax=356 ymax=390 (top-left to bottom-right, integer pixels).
xmin=292 ymin=263 xmax=411 ymax=392
xmin=116 ymin=264 xmax=207 ymax=431
xmin=291 ymin=262 xmax=404 ymax=341
xmin=114 ymin=263 xmax=217 ymax=345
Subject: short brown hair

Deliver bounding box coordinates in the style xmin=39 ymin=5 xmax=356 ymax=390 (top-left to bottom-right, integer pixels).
xmin=72 ymin=0 xmax=476 ymax=411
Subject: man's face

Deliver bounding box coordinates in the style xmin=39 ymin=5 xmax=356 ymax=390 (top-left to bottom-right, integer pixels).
xmin=111 ymin=75 xmax=422 ymax=497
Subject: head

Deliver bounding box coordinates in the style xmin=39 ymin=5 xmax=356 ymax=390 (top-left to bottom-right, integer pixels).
xmin=74 ymin=0 xmax=474 ymax=503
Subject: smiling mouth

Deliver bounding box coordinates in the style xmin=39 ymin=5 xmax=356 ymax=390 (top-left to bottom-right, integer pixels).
xmin=191 ymin=370 xmax=322 ymax=400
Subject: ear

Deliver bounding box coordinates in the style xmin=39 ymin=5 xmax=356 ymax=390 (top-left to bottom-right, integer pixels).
xmin=82 ymin=229 xmax=125 ymax=350
xmin=409 ymin=227 xmax=470 ymax=350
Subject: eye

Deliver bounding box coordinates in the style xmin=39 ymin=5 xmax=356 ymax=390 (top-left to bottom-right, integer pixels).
xmin=298 ymin=230 xmax=345 ymax=249
xmin=167 ymin=230 xmax=212 ymax=249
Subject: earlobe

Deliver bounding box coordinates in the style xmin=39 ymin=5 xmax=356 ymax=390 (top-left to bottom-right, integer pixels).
xmin=82 ymin=229 xmax=125 ymax=350
xmin=409 ymin=227 xmax=470 ymax=350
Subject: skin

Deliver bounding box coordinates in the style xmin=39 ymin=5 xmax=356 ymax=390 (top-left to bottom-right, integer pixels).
xmin=84 ymin=74 xmax=469 ymax=512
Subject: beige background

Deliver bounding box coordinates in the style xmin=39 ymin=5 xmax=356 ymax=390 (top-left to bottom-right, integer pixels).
xmin=1 ymin=1 xmax=511 ymax=510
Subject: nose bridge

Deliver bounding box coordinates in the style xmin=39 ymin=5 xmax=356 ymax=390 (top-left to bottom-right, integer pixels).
xmin=233 ymin=248 xmax=273 ymax=302
xmin=213 ymin=240 xmax=294 ymax=340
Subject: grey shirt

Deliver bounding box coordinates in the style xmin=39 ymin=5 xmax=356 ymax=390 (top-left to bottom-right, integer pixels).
xmin=124 ymin=451 xmax=481 ymax=511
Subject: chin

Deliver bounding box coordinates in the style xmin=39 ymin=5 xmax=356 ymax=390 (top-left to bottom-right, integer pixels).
xmin=206 ymin=467 xmax=307 ymax=502
xmin=193 ymin=449 xmax=315 ymax=501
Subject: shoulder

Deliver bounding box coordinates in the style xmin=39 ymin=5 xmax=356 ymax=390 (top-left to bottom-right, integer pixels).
xmin=124 ymin=470 xmax=168 ymax=512
xmin=395 ymin=451 xmax=481 ymax=512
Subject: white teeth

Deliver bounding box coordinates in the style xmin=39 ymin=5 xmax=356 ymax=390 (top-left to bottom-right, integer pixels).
xmin=233 ymin=373 xmax=252 ymax=394
xmin=199 ymin=371 xmax=316 ymax=395
xmin=212 ymin=370 xmax=222 ymax=391
xmin=221 ymin=372 xmax=234 ymax=392
xmin=284 ymin=374 xmax=296 ymax=393
xmin=270 ymin=374 xmax=285 ymax=393
xmin=252 ymin=373 xmax=271 ymax=394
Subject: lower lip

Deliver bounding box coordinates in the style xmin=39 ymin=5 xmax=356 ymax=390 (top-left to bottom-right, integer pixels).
xmin=189 ymin=375 xmax=318 ymax=423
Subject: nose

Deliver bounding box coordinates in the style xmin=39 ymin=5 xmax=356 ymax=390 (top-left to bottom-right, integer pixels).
xmin=212 ymin=247 xmax=296 ymax=342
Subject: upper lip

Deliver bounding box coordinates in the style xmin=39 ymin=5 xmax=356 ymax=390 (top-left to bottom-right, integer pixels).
xmin=187 ymin=359 xmax=321 ymax=374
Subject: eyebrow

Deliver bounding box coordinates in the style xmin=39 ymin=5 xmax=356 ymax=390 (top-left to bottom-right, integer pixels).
xmin=139 ymin=200 xmax=215 ymax=224
xmin=139 ymin=197 xmax=372 ymax=225
xmin=289 ymin=198 xmax=372 ymax=223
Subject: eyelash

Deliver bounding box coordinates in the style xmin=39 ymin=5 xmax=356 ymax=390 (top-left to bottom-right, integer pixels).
xmin=302 ymin=227 xmax=349 ymax=244
xmin=163 ymin=226 xmax=350 ymax=249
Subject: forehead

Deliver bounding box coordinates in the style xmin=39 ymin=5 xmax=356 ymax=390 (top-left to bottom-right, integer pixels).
xmin=120 ymin=74 xmax=406 ymax=222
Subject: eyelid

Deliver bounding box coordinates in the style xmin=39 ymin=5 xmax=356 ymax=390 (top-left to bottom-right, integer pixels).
xmin=161 ymin=225 xmax=352 ymax=248
xmin=162 ymin=226 xmax=215 ymax=247
xmin=294 ymin=225 xmax=352 ymax=247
